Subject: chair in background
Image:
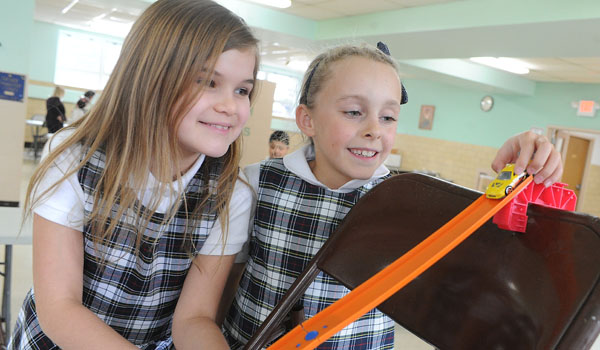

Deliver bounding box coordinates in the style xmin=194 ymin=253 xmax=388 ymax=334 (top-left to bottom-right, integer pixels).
xmin=245 ymin=173 xmax=600 ymax=350
xmin=28 ymin=114 xmax=48 ymax=159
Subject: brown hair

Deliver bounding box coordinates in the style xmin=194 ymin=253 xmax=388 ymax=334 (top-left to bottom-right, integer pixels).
xmin=26 ymin=0 xmax=259 ymax=258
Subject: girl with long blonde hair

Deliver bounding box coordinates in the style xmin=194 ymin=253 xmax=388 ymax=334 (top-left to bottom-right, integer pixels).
xmin=10 ymin=0 xmax=258 ymax=349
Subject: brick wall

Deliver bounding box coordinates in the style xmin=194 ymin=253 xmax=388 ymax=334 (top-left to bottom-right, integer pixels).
xmin=582 ymin=164 xmax=600 ymax=217
xmin=393 ymin=133 xmax=600 ymax=217
xmin=393 ymin=133 xmax=498 ymax=189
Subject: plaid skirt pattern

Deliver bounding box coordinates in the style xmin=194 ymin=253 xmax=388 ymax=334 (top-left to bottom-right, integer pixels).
xmin=224 ymin=159 xmax=394 ymax=349
xmin=9 ymin=148 xmax=222 ymax=349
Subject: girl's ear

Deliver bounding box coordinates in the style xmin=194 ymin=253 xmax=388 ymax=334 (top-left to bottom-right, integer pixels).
xmin=296 ymin=104 xmax=316 ymax=137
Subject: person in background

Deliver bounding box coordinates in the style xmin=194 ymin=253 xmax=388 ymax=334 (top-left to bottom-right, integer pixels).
xmin=70 ymin=90 xmax=96 ymax=123
xmin=9 ymin=0 xmax=258 ymax=349
xmin=268 ymin=130 xmax=290 ymax=159
xmin=45 ymin=86 xmax=66 ymax=133
xmin=223 ymin=43 xmax=563 ymax=349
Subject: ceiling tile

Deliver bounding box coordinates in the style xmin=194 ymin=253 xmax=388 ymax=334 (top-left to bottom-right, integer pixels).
xmin=32 ymin=0 xmax=600 ymax=84
xmin=314 ymin=0 xmax=405 ymax=16
xmin=522 ymin=58 xmax=582 ymax=72
xmin=388 ymin=0 xmax=464 ymax=8
xmin=292 ymin=0 xmax=330 ymax=5
xmin=559 ymin=58 xmax=600 ymax=71
xmin=526 ymin=70 xmax=569 ymax=82
xmin=280 ymin=4 xmax=344 ymax=20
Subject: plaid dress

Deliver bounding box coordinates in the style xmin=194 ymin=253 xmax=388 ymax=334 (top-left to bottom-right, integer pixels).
xmin=10 ymin=147 xmax=222 ymax=350
xmin=224 ymin=158 xmax=394 ymax=349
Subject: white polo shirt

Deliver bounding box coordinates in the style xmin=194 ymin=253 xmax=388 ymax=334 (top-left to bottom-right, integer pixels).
xmin=33 ymin=129 xmax=251 ymax=256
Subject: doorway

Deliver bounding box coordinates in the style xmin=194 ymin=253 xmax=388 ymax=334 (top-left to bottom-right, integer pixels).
xmin=562 ymin=136 xmax=589 ymax=198
xmin=548 ymin=127 xmax=596 ymax=211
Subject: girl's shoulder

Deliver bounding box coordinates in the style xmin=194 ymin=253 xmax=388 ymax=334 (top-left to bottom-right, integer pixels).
xmin=42 ymin=128 xmax=86 ymax=172
xmin=242 ymin=161 xmax=263 ymax=194
xmin=244 ymin=158 xmax=287 ymax=186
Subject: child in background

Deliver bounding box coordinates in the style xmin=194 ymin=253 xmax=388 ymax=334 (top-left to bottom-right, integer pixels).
xmin=223 ymin=43 xmax=563 ymax=349
xmin=10 ymin=0 xmax=258 ymax=349
xmin=70 ymin=90 xmax=96 ymax=123
xmin=268 ymin=130 xmax=290 ymax=159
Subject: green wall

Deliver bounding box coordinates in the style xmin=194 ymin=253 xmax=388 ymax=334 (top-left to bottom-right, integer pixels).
xmin=0 ymin=0 xmax=34 ymax=75
xmin=29 ymin=21 xmax=61 ymax=83
xmin=397 ymin=79 xmax=600 ymax=147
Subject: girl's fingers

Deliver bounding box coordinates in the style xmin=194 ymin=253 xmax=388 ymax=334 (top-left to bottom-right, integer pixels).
xmin=527 ymin=136 xmax=553 ymax=175
xmin=492 ymin=138 xmax=519 ymax=173
xmin=533 ymin=150 xmax=563 ymax=186
xmin=514 ymin=132 xmax=538 ymax=174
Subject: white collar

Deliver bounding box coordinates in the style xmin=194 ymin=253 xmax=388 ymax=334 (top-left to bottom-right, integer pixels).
xmin=146 ymin=154 xmax=206 ymax=192
xmin=283 ymin=144 xmax=389 ymax=193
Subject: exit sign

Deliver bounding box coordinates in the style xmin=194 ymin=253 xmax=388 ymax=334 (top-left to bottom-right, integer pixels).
xmin=577 ymin=100 xmax=598 ymax=117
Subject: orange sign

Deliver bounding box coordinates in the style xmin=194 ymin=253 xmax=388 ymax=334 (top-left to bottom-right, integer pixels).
xmin=577 ymin=100 xmax=596 ymax=117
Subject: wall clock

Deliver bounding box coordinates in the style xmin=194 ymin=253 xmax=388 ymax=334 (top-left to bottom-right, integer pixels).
xmin=480 ymin=95 xmax=494 ymax=112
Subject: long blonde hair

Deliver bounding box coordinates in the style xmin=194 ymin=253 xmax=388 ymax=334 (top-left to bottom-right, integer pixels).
xmin=26 ymin=0 xmax=259 ymax=256
xmin=51 ymin=86 xmax=65 ymax=99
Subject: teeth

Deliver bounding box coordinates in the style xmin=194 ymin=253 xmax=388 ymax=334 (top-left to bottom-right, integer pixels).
xmin=351 ymin=149 xmax=376 ymax=157
xmin=210 ymin=124 xmax=230 ymax=130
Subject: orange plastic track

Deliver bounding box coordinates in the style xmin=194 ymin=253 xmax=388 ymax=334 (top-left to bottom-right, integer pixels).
xmin=267 ymin=176 xmax=533 ymax=350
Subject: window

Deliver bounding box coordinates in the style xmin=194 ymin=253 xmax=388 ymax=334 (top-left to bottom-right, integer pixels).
xmin=258 ymin=68 xmax=302 ymax=119
xmin=55 ymin=30 xmax=123 ymax=90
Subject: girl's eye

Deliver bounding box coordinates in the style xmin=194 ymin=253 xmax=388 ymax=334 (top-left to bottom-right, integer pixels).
xmin=236 ymin=87 xmax=251 ymax=96
xmin=197 ymin=78 xmax=216 ymax=88
xmin=345 ymin=110 xmax=361 ymax=117
xmin=381 ymin=115 xmax=397 ymax=122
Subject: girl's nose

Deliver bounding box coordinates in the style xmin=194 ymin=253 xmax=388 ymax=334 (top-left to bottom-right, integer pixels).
xmin=215 ymin=93 xmax=236 ymax=116
xmin=363 ymin=116 xmax=382 ymax=139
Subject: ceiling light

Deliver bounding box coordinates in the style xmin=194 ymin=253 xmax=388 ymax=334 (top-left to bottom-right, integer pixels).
xmin=470 ymin=57 xmax=531 ymax=75
xmin=88 ymin=20 xmax=133 ymax=37
xmin=286 ymin=59 xmax=310 ymax=72
xmin=246 ymin=0 xmax=292 ymax=9
xmin=92 ymin=13 xmax=107 ymax=21
xmin=61 ymin=0 xmax=79 ymax=14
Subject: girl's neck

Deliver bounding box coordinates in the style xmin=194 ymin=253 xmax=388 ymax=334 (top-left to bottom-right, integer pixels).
xmin=308 ymin=159 xmax=346 ymax=190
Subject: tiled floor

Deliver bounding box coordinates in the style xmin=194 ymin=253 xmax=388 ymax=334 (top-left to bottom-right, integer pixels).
xmin=395 ymin=324 xmax=432 ymax=349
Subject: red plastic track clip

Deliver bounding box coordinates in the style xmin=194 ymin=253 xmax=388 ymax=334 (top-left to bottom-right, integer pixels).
xmin=493 ymin=181 xmax=577 ymax=232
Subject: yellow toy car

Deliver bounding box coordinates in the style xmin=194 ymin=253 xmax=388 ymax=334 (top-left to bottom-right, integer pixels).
xmin=485 ymin=164 xmax=528 ymax=199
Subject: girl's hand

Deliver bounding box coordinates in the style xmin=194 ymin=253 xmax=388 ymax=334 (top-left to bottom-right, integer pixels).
xmin=491 ymin=131 xmax=563 ymax=187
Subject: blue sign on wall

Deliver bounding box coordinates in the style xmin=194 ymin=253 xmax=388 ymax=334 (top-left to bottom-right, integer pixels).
xmin=0 ymin=72 xmax=25 ymax=102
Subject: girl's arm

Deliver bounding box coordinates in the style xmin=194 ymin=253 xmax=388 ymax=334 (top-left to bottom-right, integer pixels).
xmin=216 ymin=260 xmax=246 ymax=325
xmin=172 ymin=253 xmax=235 ymax=349
xmin=33 ymin=214 xmax=138 ymax=350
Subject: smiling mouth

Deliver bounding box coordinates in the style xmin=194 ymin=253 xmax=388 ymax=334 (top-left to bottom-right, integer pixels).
xmin=349 ymin=148 xmax=378 ymax=158
xmin=200 ymin=121 xmax=231 ymax=130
